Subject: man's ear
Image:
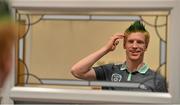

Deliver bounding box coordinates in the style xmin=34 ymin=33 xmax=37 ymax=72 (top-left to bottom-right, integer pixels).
xmin=123 ymin=44 xmax=126 ymax=49
xmin=145 ymin=44 xmax=148 ymax=51
xmin=123 ymin=39 xmax=126 ymax=49
xmin=144 ymin=48 xmax=147 ymax=51
xmin=144 ymin=46 xmax=148 ymax=51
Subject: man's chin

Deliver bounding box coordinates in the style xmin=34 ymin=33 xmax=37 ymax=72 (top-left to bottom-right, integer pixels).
xmin=129 ymin=56 xmax=140 ymax=61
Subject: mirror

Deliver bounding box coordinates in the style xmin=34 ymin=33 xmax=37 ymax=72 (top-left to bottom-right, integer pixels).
xmin=15 ymin=11 xmax=169 ymax=92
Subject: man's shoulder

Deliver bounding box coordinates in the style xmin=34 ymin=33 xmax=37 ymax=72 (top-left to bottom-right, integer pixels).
xmin=97 ymin=63 xmax=122 ymax=68
xmin=146 ymin=68 xmax=165 ymax=79
xmin=93 ymin=63 xmax=123 ymax=72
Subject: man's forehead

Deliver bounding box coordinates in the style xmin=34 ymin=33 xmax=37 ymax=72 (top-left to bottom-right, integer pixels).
xmin=127 ymin=32 xmax=146 ymax=38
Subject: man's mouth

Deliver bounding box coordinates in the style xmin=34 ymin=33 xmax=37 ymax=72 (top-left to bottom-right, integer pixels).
xmin=130 ymin=50 xmax=140 ymax=55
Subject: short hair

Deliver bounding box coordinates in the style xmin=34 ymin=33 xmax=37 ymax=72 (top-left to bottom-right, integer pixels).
xmin=124 ymin=21 xmax=150 ymax=48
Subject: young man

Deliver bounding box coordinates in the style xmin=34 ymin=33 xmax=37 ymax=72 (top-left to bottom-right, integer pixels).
xmin=71 ymin=21 xmax=167 ymax=92
xmin=0 ymin=0 xmax=15 ymax=88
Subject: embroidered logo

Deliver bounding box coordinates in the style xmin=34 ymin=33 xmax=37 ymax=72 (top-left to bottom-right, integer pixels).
xmin=111 ymin=73 xmax=122 ymax=82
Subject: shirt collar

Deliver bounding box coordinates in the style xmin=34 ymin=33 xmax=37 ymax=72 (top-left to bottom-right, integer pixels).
xmin=120 ymin=62 xmax=149 ymax=74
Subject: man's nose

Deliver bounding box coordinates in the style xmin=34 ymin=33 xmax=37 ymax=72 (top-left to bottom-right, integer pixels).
xmin=132 ymin=42 xmax=138 ymax=48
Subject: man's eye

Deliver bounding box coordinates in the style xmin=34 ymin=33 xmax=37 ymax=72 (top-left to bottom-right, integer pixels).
xmin=137 ymin=41 xmax=144 ymax=44
xmin=128 ymin=40 xmax=134 ymax=43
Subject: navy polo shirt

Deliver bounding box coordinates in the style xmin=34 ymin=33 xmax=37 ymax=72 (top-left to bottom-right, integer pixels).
xmin=93 ymin=62 xmax=168 ymax=92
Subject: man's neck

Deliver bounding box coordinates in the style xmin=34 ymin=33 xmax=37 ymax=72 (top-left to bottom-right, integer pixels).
xmin=126 ymin=59 xmax=144 ymax=73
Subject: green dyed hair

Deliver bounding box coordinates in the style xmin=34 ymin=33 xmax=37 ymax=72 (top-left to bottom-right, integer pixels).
xmin=124 ymin=21 xmax=150 ymax=48
xmin=125 ymin=21 xmax=147 ymax=32
xmin=0 ymin=0 xmax=11 ymax=22
xmin=0 ymin=0 xmax=15 ymax=51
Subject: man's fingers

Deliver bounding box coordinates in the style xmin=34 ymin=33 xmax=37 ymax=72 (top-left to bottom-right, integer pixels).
xmin=113 ymin=39 xmax=120 ymax=46
xmin=112 ymin=33 xmax=125 ymax=39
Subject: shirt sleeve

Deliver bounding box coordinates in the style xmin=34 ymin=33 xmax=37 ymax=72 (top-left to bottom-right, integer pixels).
xmin=93 ymin=64 xmax=114 ymax=81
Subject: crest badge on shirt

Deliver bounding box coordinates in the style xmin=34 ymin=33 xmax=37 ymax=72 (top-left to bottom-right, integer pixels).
xmin=111 ymin=73 xmax=122 ymax=82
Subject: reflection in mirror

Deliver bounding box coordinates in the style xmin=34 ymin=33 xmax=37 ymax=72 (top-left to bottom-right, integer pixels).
xmin=15 ymin=11 xmax=169 ymax=92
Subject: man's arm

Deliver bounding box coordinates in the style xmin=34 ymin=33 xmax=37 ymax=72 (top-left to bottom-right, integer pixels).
xmin=71 ymin=33 xmax=124 ymax=80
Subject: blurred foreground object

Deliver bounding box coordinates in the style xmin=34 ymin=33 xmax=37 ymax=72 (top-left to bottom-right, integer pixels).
xmin=0 ymin=0 xmax=16 ymax=88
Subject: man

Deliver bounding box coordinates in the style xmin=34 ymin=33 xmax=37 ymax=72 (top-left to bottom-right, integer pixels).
xmin=71 ymin=21 xmax=167 ymax=92
xmin=0 ymin=0 xmax=15 ymax=88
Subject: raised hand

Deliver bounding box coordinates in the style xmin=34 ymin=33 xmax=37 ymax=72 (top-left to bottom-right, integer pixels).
xmin=104 ymin=33 xmax=125 ymax=52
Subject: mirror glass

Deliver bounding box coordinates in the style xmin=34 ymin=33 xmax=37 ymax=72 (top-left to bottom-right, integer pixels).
xmin=16 ymin=11 xmax=169 ymax=92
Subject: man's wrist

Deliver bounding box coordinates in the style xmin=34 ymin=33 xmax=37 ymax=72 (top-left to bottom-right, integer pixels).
xmin=100 ymin=46 xmax=110 ymax=54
